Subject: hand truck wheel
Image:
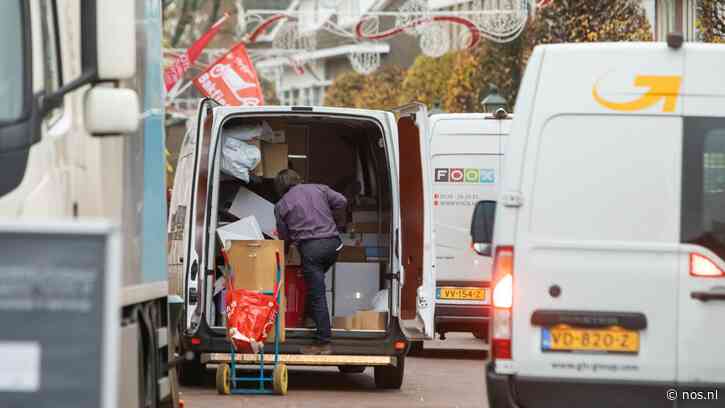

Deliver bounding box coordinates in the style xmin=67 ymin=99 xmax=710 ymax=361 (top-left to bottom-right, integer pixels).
xmin=215 ymin=363 xmax=231 ymax=395
xmin=272 ymin=363 xmax=288 ymax=395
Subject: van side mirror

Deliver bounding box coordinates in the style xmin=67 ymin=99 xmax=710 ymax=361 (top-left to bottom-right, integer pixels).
xmin=470 ymin=200 xmax=496 ymax=257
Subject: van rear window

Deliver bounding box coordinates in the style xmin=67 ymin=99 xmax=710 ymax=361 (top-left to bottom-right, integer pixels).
xmin=681 ymin=117 xmax=725 ymax=260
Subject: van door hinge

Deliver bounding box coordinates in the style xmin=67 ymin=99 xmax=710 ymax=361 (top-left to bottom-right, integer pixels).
xmin=501 ymin=191 xmax=523 ymax=208
xmin=384 ymin=272 xmax=401 ymax=281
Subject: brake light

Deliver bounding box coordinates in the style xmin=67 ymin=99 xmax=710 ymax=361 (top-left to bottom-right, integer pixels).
xmin=690 ymin=253 xmax=725 ymax=277
xmin=492 ymin=248 xmax=514 ymax=308
xmin=491 ymin=246 xmax=514 ymax=361
xmin=191 ymin=337 xmax=201 ymax=345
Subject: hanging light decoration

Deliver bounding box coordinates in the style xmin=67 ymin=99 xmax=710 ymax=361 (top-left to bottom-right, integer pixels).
xmin=395 ymin=0 xmax=430 ymax=36
xmin=420 ymin=23 xmax=450 ymax=58
xmin=348 ymin=50 xmax=381 ymax=75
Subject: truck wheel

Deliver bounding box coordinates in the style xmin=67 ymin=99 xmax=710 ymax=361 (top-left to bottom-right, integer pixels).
xmin=338 ymin=365 xmax=366 ymax=374
xmin=408 ymin=341 xmax=424 ymax=356
xmin=215 ymin=364 xmax=231 ymax=395
xmin=374 ymin=356 xmax=405 ymax=389
xmin=178 ymin=354 xmax=204 ymax=386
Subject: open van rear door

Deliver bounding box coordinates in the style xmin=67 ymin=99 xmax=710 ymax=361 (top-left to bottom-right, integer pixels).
xmin=395 ymin=102 xmax=435 ymax=340
xmin=177 ymin=98 xmax=218 ymax=334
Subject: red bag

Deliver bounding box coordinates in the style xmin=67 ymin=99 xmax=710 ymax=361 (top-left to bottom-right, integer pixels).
xmin=223 ymin=252 xmax=282 ymax=353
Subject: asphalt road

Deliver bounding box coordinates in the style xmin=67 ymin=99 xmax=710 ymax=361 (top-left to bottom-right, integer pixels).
xmin=179 ymin=333 xmax=489 ymax=408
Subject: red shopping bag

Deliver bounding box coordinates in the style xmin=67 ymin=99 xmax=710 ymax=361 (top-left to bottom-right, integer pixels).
xmin=223 ymin=252 xmax=282 ymax=353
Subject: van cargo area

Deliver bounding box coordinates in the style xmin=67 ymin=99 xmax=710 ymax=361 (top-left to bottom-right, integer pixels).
xmin=204 ymin=113 xmax=399 ymax=350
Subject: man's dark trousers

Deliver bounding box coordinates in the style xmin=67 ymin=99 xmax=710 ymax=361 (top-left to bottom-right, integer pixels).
xmin=298 ymin=237 xmax=340 ymax=344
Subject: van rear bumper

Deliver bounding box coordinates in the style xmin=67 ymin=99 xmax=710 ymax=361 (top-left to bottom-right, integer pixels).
xmin=435 ymin=303 xmax=490 ymax=336
xmin=183 ymin=317 xmax=409 ymax=358
xmin=486 ymin=362 xmax=723 ymax=408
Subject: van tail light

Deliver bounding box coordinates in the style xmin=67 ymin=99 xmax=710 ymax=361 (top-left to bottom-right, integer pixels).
xmin=690 ymin=253 xmax=725 ymax=277
xmin=491 ymin=246 xmax=514 ymax=361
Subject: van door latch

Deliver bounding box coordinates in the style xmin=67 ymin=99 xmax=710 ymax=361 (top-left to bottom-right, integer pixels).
xmin=501 ymin=191 xmax=523 ymax=208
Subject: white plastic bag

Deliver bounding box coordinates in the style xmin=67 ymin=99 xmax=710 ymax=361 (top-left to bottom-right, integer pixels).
xmin=369 ymin=289 xmax=389 ymax=312
xmin=221 ymin=137 xmax=261 ymax=182
xmin=225 ymin=121 xmax=273 ymax=142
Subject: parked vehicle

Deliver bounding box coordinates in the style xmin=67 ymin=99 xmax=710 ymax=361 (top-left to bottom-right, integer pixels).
xmin=0 ymin=1 xmax=172 ymax=406
xmin=168 ymin=101 xmax=436 ymax=389
xmin=425 ymin=112 xmax=510 ymax=346
xmin=483 ymin=41 xmax=725 ymax=407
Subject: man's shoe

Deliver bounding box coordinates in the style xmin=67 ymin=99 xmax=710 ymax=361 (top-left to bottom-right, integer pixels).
xmin=300 ymin=343 xmax=332 ymax=355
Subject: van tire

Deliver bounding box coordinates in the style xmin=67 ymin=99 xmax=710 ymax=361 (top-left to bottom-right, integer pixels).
xmin=408 ymin=341 xmax=424 ymax=355
xmin=374 ymin=356 xmax=405 ymax=389
xmin=178 ymin=354 xmax=204 ymax=386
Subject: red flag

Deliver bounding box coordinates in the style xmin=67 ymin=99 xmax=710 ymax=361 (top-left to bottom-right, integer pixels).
xmin=193 ymin=42 xmax=265 ymax=107
xmin=164 ymin=13 xmax=229 ymax=92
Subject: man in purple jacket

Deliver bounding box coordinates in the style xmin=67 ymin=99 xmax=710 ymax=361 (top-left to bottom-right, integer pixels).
xmin=274 ymin=169 xmax=347 ymax=355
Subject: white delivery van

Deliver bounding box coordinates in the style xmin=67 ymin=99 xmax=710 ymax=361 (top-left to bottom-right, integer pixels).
xmin=428 ymin=112 xmax=510 ymax=342
xmin=482 ymin=41 xmax=725 ymax=407
xmin=168 ymin=100 xmax=436 ymax=389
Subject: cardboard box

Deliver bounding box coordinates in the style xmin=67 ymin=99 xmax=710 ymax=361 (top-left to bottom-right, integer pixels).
xmin=333 ymin=263 xmax=380 ymax=316
xmin=348 ymin=222 xmax=389 ymax=234
xmin=336 ymin=246 xmax=367 ymax=263
xmin=353 ymin=311 xmax=387 ymax=330
xmin=228 ymin=187 xmax=277 ymax=238
xmin=352 ymin=211 xmax=378 ymax=223
xmin=261 ymin=142 xmax=288 ymax=178
xmin=226 ymin=239 xmax=286 ymax=342
xmin=286 ymin=244 xmax=301 ymax=266
xmin=340 ymin=232 xmax=390 ymax=247
xmin=333 ymin=315 xmax=354 ymax=330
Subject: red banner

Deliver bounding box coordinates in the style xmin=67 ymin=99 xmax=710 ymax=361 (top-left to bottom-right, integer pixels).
xmin=164 ymin=14 xmax=229 ymax=92
xmin=193 ymin=42 xmax=265 ymax=106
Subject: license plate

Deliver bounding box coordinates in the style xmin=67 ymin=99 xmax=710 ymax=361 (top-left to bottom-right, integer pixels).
xmin=541 ymin=325 xmax=639 ymax=354
xmin=436 ymin=287 xmax=487 ymax=301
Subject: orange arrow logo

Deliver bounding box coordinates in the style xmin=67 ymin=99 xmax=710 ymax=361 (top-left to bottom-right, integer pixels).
xmin=592 ymin=75 xmax=682 ymax=112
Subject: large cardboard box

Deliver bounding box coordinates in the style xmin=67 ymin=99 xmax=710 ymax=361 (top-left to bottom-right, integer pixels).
xmin=353 ymin=311 xmax=387 ymax=330
xmin=261 ymin=142 xmax=288 ymax=178
xmin=333 ymin=315 xmax=354 ymax=330
xmin=336 ymin=246 xmax=367 ymax=263
xmin=226 ymin=239 xmax=286 ymax=342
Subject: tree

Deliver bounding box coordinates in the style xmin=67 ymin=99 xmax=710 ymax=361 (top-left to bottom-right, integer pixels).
xmin=260 ymin=79 xmax=280 ymax=105
xmin=323 ymin=71 xmax=367 ymax=107
xmin=444 ymin=0 xmax=653 ymax=113
xmin=530 ymin=0 xmax=653 ymax=44
xmin=399 ymin=53 xmax=458 ymax=108
xmin=355 ymin=66 xmax=407 ymax=110
xmin=444 ymin=32 xmax=529 ymax=113
xmin=697 ymin=0 xmax=725 ymax=43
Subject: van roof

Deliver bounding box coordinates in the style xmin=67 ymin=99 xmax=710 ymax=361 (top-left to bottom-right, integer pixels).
xmin=530 ymin=42 xmax=725 ymax=117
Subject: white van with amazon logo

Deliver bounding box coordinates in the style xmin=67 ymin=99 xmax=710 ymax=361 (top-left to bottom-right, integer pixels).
xmin=423 ymin=112 xmax=510 ymax=349
xmin=480 ymin=40 xmax=725 ymax=407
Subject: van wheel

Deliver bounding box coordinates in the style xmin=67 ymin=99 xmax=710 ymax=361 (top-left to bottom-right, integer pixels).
xmin=178 ymin=354 xmax=204 ymax=386
xmin=338 ymin=365 xmax=366 ymax=374
xmin=374 ymin=356 xmax=405 ymax=389
xmin=408 ymin=341 xmax=424 ymax=356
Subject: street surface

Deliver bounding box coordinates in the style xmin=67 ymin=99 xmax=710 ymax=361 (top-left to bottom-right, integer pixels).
xmin=180 ymin=333 xmax=489 ymax=408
